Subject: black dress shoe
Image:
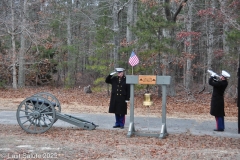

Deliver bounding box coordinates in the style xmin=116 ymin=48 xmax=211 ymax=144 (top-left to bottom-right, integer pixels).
xmin=213 ymin=129 xmax=224 ymax=132
xmin=120 ymin=126 xmax=124 ymax=129
xmin=113 ymin=125 xmax=120 ymax=128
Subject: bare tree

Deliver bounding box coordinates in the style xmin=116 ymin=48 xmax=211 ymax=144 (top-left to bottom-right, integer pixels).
xmin=218 ymin=0 xmax=240 ymax=31
xmin=10 ymin=0 xmax=18 ymax=89
xmin=184 ymin=0 xmax=196 ymax=92
xmin=205 ymin=0 xmax=216 ymax=91
xmin=112 ymin=0 xmax=122 ymax=68
xmin=18 ymin=0 xmax=28 ymax=87
xmin=126 ymin=0 xmax=135 ymax=44
xmin=111 ymin=0 xmax=131 ymax=68
xmin=66 ymin=5 xmax=75 ymax=87
xmin=162 ymin=0 xmax=188 ymax=96
xmin=220 ymin=0 xmax=229 ymax=54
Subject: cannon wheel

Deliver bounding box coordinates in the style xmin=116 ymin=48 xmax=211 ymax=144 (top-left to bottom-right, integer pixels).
xmin=16 ymin=96 xmax=56 ymax=134
xmin=32 ymin=92 xmax=61 ymax=124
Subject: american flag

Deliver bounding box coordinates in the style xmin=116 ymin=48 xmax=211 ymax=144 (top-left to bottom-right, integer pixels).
xmin=128 ymin=51 xmax=139 ymax=66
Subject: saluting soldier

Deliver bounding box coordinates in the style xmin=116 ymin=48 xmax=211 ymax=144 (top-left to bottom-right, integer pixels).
xmin=209 ymin=70 xmax=230 ymax=131
xmin=105 ymin=68 xmax=130 ymax=129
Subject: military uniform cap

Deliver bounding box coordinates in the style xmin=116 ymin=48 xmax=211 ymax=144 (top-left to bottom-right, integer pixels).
xmin=221 ymin=70 xmax=230 ymax=78
xmin=115 ymin=68 xmax=125 ymax=72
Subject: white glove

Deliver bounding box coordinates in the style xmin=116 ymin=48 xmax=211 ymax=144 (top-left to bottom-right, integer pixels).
xmin=211 ymin=73 xmax=216 ymax=77
xmin=208 ymin=70 xmax=217 ymax=77
xmin=110 ymin=71 xmax=117 ymax=75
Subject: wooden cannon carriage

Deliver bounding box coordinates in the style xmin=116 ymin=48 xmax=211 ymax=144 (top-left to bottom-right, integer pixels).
xmin=16 ymin=92 xmax=98 ymax=134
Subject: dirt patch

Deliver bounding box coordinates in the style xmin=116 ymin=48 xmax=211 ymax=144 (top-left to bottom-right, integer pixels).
xmin=0 ymin=98 xmax=24 ymax=111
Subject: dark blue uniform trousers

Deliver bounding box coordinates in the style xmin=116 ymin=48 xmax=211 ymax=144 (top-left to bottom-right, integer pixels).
xmin=115 ymin=114 xmax=125 ymax=127
xmin=215 ymin=116 xmax=224 ymax=130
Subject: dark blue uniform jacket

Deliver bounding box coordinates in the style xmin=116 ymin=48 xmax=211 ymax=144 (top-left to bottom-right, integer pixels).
xmin=209 ymin=77 xmax=228 ymax=117
xmin=105 ymin=75 xmax=130 ymax=114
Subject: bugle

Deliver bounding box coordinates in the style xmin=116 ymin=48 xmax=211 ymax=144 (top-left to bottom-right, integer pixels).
xmin=207 ymin=70 xmax=220 ymax=81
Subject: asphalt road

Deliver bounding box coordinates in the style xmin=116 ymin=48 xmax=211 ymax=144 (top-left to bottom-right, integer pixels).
xmin=0 ymin=111 xmax=239 ymax=138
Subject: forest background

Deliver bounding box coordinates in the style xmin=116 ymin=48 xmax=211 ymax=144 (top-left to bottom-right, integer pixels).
xmin=1 ymin=1 xmax=240 ymax=159
xmin=0 ymin=0 xmax=240 ymax=100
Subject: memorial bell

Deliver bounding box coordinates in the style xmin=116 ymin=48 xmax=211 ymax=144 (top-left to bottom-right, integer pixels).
xmin=143 ymin=93 xmax=153 ymax=106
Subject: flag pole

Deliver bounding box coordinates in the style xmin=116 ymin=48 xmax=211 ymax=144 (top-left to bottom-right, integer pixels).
xmin=132 ymin=66 xmax=133 ymax=75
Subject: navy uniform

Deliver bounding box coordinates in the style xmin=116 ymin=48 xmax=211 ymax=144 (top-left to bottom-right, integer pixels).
xmin=209 ymin=70 xmax=230 ymax=131
xmin=105 ymin=68 xmax=130 ymax=129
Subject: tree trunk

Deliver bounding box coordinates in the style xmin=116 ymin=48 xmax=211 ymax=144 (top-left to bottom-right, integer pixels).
xmin=18 ymin=0 xmax=28 ymax=88
xmin=206 ymin=0 xmax=216 ymax=90
xmin=113 ymin=0 xmax=119 ymax=68
xmin=67 ymin=9 xmax=75 ymax=87
xmin=221 ymin=0 xmax=229 ymax=54
xmin=127 ymin=0 xmax=134 ymax=44
xmin=10 ymin=0 xmax=17 ymax=89
xmin=185 ymin=0 xmax=194 ymax=92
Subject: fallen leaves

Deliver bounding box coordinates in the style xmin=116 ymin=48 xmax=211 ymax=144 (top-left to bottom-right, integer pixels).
xmin=1 ymin=124 xmax=240 ymax=159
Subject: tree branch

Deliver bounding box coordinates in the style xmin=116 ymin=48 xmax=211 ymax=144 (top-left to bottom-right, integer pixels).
xmin=173 ymin=0 xmax=188 ymax=22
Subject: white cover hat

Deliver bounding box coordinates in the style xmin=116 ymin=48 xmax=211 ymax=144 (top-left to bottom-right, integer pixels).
xmin=221 ymin=70 xmax=230 ymax=78
xmin=115 ymin=68 xmax=125 ymax=72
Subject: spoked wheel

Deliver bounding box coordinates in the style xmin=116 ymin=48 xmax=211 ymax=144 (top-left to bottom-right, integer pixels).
xmin=16 ymin=97 xmax=56 ymax=134
xmin=32 ymin=92 xmax=61 ymax=124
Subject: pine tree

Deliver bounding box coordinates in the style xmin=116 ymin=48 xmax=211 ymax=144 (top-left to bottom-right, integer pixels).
xmin=132 ymin=1 xmax=176 ymax=75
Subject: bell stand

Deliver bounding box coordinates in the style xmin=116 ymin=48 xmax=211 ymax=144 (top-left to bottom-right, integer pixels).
xmin=126 ymin=75 xmax=171 ymax=139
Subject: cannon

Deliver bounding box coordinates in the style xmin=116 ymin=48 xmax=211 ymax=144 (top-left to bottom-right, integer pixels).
xmin=16 ymin=92 xmax=98 ymax=134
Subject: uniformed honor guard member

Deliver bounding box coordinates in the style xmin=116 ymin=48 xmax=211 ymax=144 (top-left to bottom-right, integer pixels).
xmin=209 ymin=70 xmax=230 ymax=132
xmin=105 ymin=68 xmax=130 ymax=129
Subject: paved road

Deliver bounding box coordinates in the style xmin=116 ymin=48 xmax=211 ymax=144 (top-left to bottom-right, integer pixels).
xmin=0 ymin=111 xmax=239 ymax=138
